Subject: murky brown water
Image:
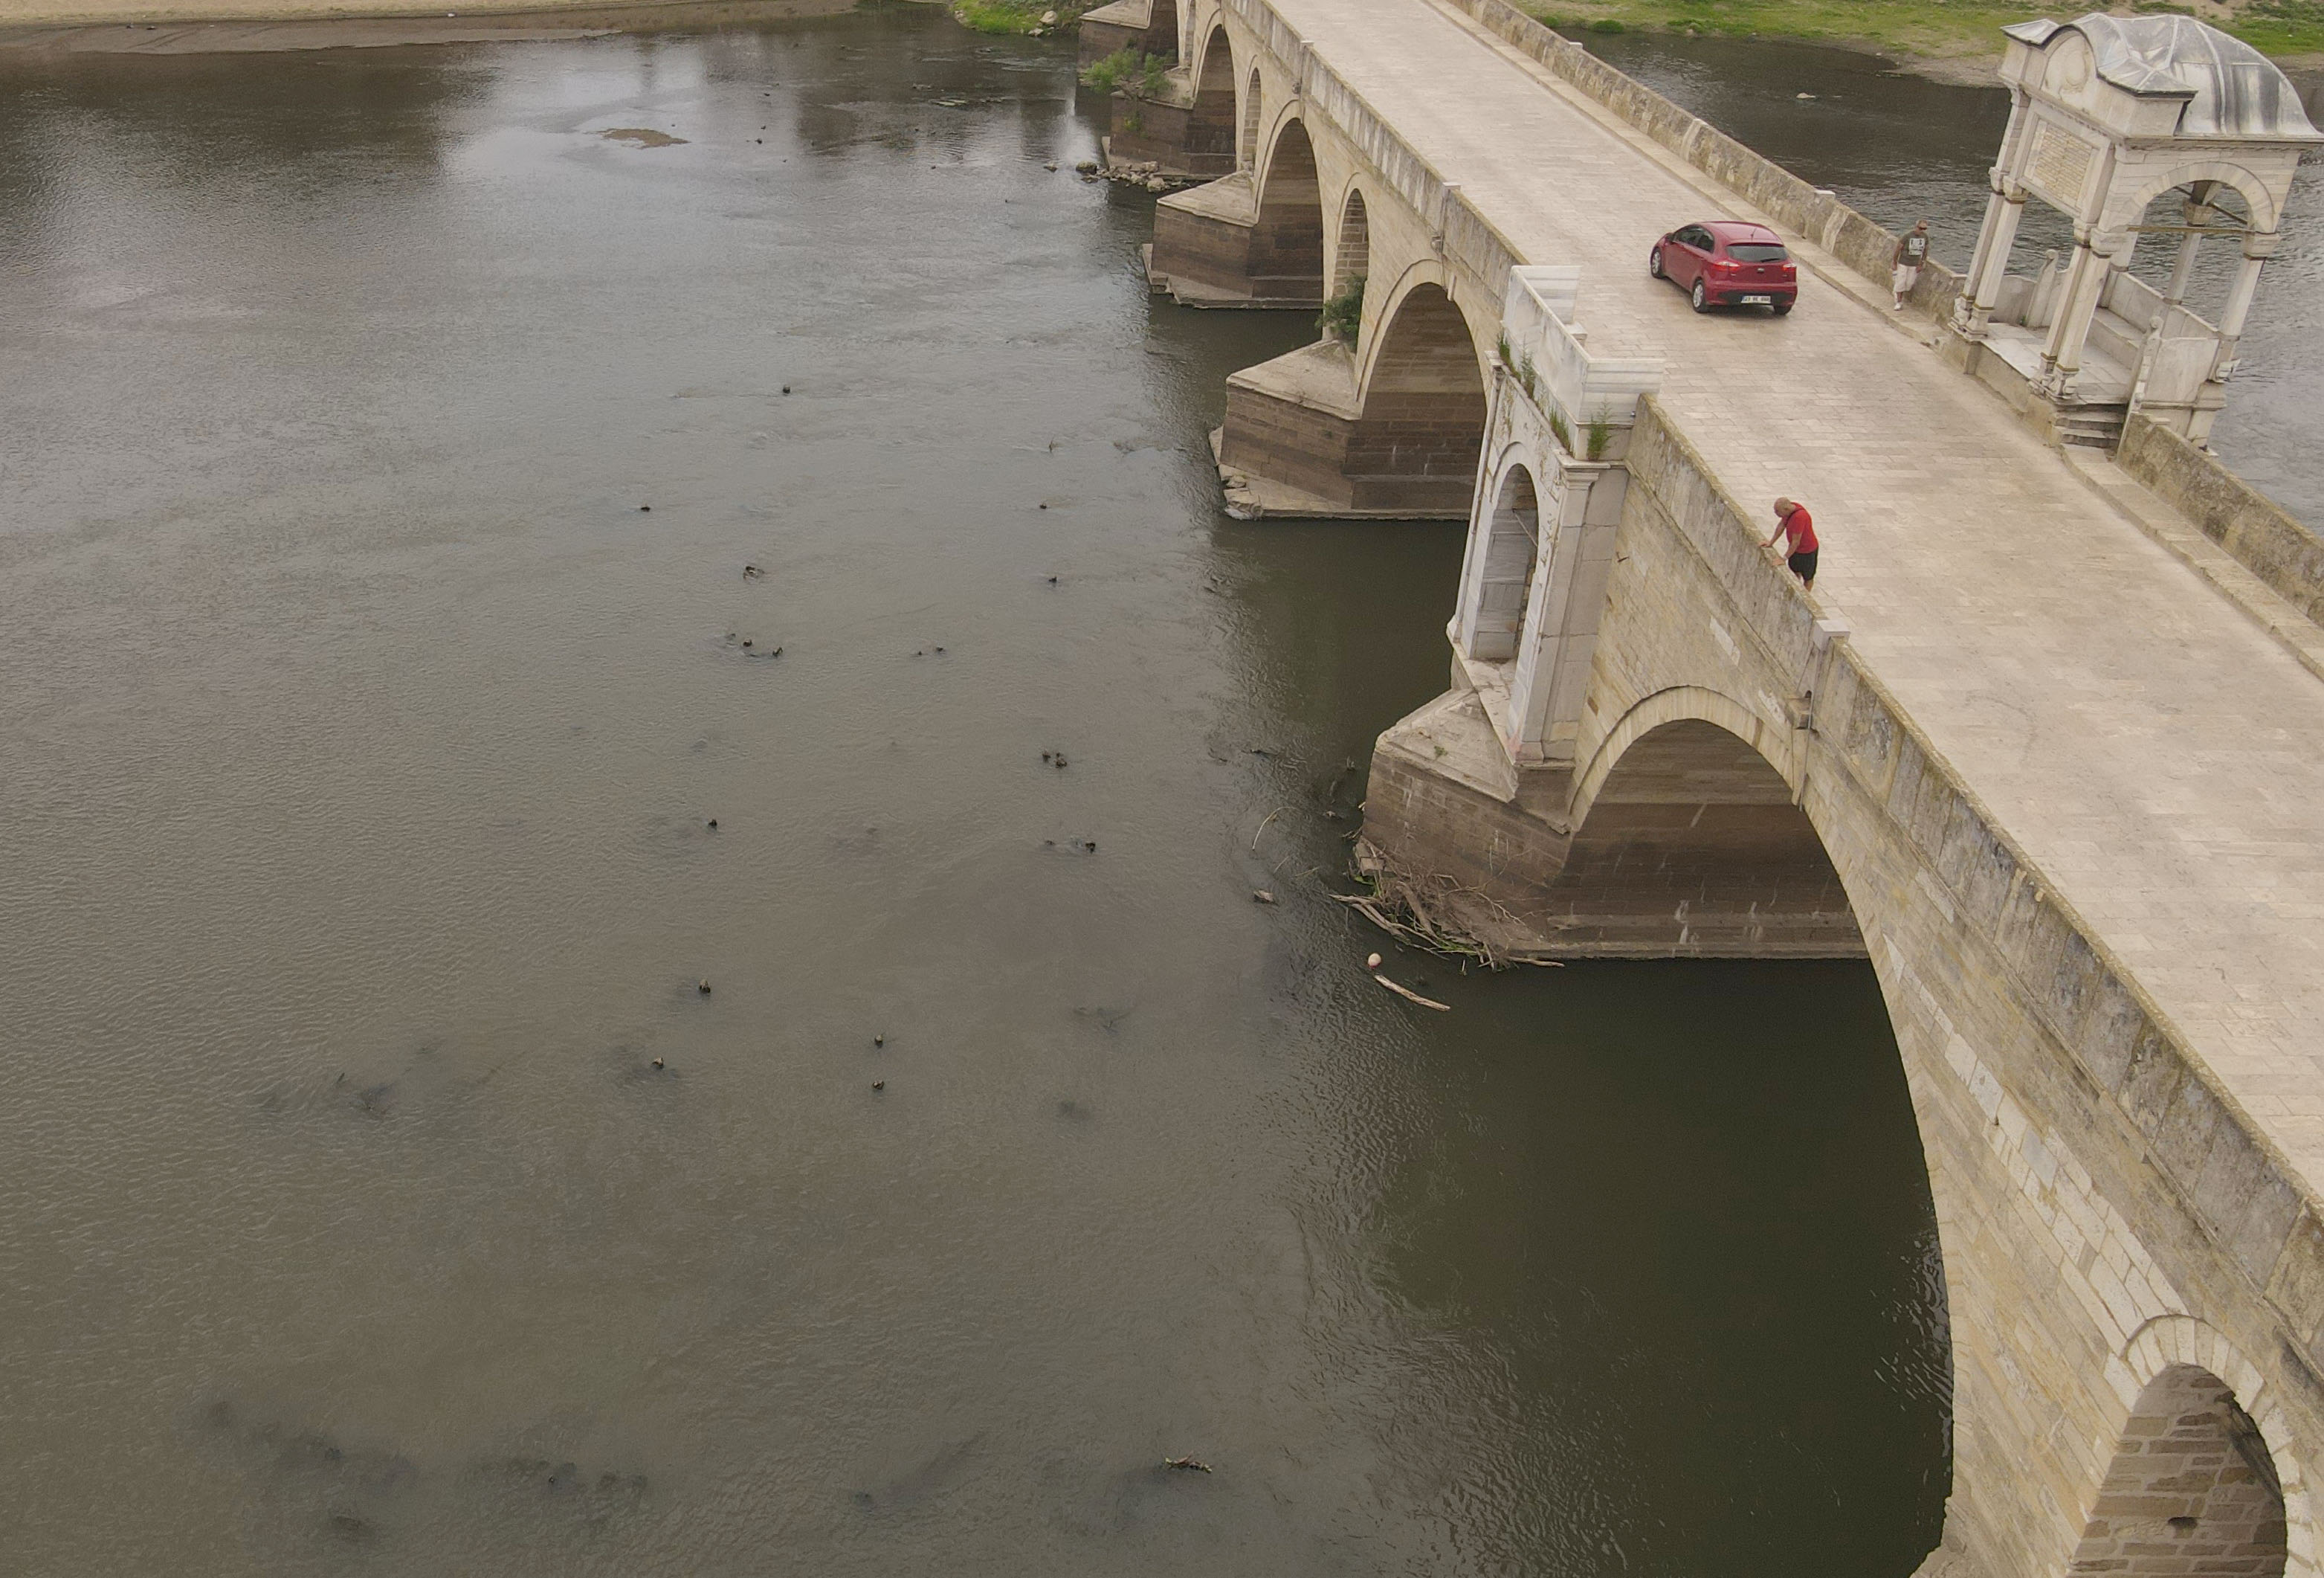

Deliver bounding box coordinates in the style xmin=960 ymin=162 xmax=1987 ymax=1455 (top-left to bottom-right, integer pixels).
xmin=1585 ymin=29 xmax=2324 ymax=528
xmin=0 ymin=9 xmax=1947 ymax=1572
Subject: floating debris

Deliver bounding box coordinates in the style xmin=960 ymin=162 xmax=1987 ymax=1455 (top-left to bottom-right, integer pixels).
xmin=1253 ymin=889 xmax=1276 ymax=904
xmin=1162 ymin=1456 xmax=1211 ymax=1473
xmin=697 ymin=978 xmax=712 ymax=995
xmin=602 ymin=127 xmax=687 ymax=147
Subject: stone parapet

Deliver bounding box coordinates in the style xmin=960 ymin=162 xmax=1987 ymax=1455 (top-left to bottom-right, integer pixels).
xmin=2117 ymin=411 xmax=2324 ymax=628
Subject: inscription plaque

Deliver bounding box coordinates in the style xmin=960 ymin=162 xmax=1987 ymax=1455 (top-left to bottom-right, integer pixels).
xmin=2027 ymin=120 xmax=2097 ymax=210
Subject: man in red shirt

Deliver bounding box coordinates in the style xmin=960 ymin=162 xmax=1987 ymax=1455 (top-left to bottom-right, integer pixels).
xmin=1763 ymin=497 xmax=1818 ymax=588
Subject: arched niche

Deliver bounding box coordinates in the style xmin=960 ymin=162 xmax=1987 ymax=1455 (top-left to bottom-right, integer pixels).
xmin=1348 ymin=280 xmax=1486 ymax=516
xmin=1333 ymin=187 xmax=1369 ymax=299
xmin=2068 ymin=1362 xmax=2290 ymax=1577
xmin=1464 ymin=463 xmax=1538 ymax=663
xmin=1250 ymin=117 xmax=1324 ymax=303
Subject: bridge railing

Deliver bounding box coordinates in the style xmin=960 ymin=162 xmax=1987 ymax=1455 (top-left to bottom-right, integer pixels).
xmin=1502 ymin=265 xmax=1665 ymax=457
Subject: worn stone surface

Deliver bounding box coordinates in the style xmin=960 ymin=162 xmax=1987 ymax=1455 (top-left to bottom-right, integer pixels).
xmin=2118 ymin=412 xmax=2324 ymax=628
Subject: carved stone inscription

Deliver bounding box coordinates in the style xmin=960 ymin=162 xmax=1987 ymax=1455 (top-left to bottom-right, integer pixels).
xmin=2027 ymin=120 xmax=2097 ymax=211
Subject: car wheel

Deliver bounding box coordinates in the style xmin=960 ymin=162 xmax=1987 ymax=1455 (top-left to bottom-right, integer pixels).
xmin=1690 ymin=279 xmax=1710 ymax=313
xmin=1772 ymin=300 xmax=1793 ymax=316
xmin=1648 ymin=245 xmax=1664 ymax=280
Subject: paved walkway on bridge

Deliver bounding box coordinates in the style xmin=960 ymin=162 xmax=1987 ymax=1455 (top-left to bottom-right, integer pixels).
xmin=1278 ymin=0 xmax=2324 ymax=1189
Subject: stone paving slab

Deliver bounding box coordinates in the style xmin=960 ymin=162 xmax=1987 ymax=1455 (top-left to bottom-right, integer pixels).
xmin=1267 ymin=0 xmax=2324 ymax=1194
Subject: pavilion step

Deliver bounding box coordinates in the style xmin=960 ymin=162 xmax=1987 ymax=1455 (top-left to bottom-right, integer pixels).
xmin=2056 ymin=404 xmax=2128 ymax=449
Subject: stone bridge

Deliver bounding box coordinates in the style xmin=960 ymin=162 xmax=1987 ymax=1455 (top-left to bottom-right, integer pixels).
xmin=1086 ymin=0 xmax=2324 ymax=1573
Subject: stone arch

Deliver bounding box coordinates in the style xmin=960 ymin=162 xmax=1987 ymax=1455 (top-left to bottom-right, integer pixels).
xmin=1552 ymin=691 xmax=1969 ymax=1559
xmin=2075 ymin=1315 xmax=2321 ymax=1578
xmin=2108 ymin=158 xmax=2283 ymax=236
xmin=1348 ymin=277 xmax=1488 ymax=516
xmin=1560 ymin=701 xmax=1859 ymax=956
xmin=1250 ymin=117 xmax=1324 ymax=303
xmin=1146 ymin=0 xmax=1179 ymax=60
xmin=1184 ymin=25 xmax=1238 ymax=175
xmin=2069 ymin=1363 xmax=2293 ymax=1576
xmin=1332 ymin=185 xmax=1369 ymax=299
xmin=1239 ymin=67 xmax=1262 ymax=170
xmin=1569 ymin=685 xmax=1793 ymax=831
xmin=1465 ymin=462 xmax=1538 ymax=662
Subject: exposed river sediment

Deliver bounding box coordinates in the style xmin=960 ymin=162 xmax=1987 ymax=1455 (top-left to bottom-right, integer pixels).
xmin=1 ymin=9 xmax=2045 ymax=1571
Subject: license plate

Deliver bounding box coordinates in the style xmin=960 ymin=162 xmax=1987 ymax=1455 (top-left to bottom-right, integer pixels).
xmin=1741 ymin=294 xmax=1772 ymax=305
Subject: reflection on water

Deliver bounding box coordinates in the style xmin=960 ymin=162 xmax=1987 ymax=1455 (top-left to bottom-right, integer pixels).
xmin=0 ymin=9 xmax=1944 ymax=1573
xmin=1585 ymin=30 xmax=2324 ymax=526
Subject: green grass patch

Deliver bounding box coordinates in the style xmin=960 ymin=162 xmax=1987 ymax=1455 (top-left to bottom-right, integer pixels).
xmin=1319 ymin=273 xmax=1367 ymax=344
xmin=2227 ymin=0 xmax=2324 ymax=54
xmin=1082 ymin=46 xmax=1172 ymax=97
xmin=1514 ymin=0 xmax=2319 ymax=65
xmin=952 ymin=0 xmax=1081 ymax=36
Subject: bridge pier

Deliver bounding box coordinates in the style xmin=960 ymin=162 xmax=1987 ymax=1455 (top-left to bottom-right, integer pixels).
xmin=1077 ymin=0 xmax=1178 ymax=68
xmin=1359 ymin=273 xmax=1858 ymax=954
xmin=1215 ymin=281 xmax=1487 ymax=518
xmin=1146 ymin=120 xmax=1325 ymax=307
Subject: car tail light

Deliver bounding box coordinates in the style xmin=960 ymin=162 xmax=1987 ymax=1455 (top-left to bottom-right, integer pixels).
xmin=1712 ymin=257 xmax=1737 ymax=273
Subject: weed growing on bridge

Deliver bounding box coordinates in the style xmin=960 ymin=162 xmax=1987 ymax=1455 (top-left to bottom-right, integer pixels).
xmin=1082 ymin=47 xmax=1171 ymax=97
xmin=1585 ymin=410 xmax=1615 ymax=461
xmin=1318 ymin=274 xmax=1366 ymax=346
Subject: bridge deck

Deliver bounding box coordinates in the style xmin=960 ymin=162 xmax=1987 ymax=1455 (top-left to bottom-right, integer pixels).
xmin=1292 ymin=0 xmax=2324 ymax=1187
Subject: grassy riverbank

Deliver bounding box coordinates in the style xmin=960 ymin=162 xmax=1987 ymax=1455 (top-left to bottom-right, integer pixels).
xmin=1518 ymin=0 xmax=2324 ymax=76
xmin=947 ymin=0 xmax=1080 ymax=33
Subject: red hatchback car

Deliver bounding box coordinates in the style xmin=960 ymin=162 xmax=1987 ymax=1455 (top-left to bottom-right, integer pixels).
xmin=1650 ymin=221 xmax=1798 ymax=315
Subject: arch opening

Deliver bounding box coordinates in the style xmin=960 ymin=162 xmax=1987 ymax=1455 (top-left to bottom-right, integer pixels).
xmin=1184 ymin=27 xmax=1238 ymax=175
xmin=1333 ymin=187 xmax=1369 ymax=297
xmin=1250 ymin=118 xmax=1324 ymax=303
xmin=1469 ymin=464 xmax=1537 ymax=663
xmin=1560 ymin=715 xmax=1862 ymax=957
xmin=2068 ymin=1365 xmax=2288 ymax=1578
xmin=1350 ymin=282 xmax=1487 ymax=515
xmin=1146 ymin=0 xmax=1178 ymax=60
xmin=1239 ymin=68 xmax=1261 ymax=170
xmin=2122 ymin=180 xmax=2253 ymax=326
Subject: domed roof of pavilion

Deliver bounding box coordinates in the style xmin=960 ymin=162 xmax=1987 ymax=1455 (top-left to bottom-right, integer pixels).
xmin=2004 ymin=13 xmax=2323 ymax=141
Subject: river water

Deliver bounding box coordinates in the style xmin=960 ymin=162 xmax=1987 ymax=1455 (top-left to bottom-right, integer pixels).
xmin=0 ymin=9 xmax=1953 ymax=1572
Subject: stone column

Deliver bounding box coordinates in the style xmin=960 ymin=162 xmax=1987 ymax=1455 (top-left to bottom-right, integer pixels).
xmin=1505 ymin=460 xmax=1624 ymax=767
xmin=2210 ymin=230 xmax=2276 ymax=381
xmin=2037 ymin=229 xmax=2120 ymax=396
xmin=1955 ymin=92 xmax=2030 ymax=334
xmin=2163 ymin=231 xmax=2203 ymax=307
xmin=2163 ymin=184 xmax=2220 ymax=308
xmin=1962 ymin=184 xmax=2027 ymax=335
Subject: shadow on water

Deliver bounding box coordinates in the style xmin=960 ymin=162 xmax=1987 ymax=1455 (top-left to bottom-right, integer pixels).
xmin=1366 ymin=959 xmax=1952 ymax=1575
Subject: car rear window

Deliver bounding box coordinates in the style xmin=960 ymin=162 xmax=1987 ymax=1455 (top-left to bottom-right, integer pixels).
xmin=1726 ymin=244 xmax=1789 ymax=262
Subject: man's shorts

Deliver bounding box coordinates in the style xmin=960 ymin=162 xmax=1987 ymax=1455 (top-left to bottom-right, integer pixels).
xmin=1789 ymin=549 xmax=1818 ymax=582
